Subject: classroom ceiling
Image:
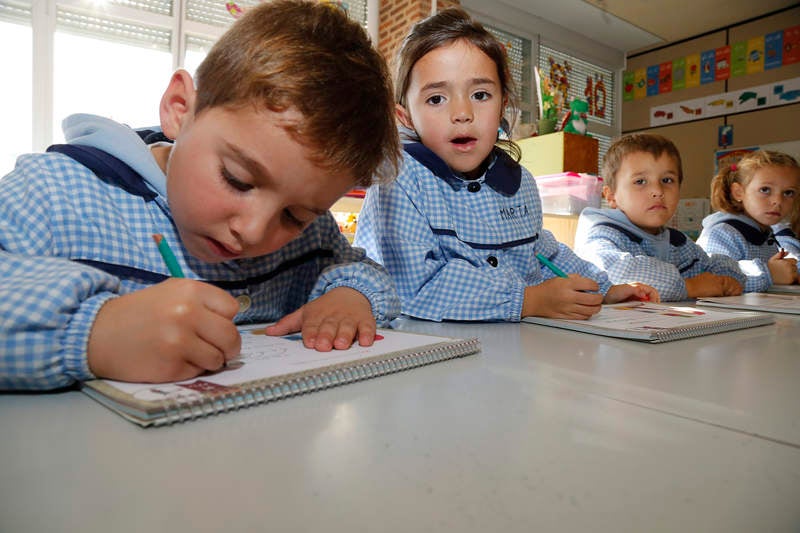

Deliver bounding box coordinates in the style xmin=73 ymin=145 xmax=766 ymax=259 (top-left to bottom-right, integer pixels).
xmin=467 ymin=0 xmax=798 ymax=55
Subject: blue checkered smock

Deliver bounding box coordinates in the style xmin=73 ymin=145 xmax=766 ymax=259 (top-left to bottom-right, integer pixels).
xmin=353 ymin=142 xmax=612 ymax=322
xmin=697 ymin=211 xmax=790 ymax=292
xmin=0 ymin=118 xmax=399 ymax=391
xmin=574 ymin=207 xmax=744 ymax=301
xmin=774 ymin=222 xmax=800 ymax=259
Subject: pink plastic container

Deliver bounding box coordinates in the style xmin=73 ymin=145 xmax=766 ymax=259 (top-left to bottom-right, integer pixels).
xmin=533 ymin=172 xmax=602 ymax=215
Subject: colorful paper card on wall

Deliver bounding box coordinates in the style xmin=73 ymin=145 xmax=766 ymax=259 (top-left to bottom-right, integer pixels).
xmin=764 ymin=30 xmax=783 ymax=70
xmin=672 ymin=57 xmax=686 ymax=90
xmin=685 ymin=53 xmax=701 ymax=88
xmin=650 ymin=104 xmax=676 ymax=126
xmin=700 ymin=50 xmax=715 ymax=84
xmin=646 ymin=65 xmax=659 ymax=96
xmin=659 ymin=62 xmax=672 ymax=93
xmin=634 ymin=68 xmax=647 ymax=99
xmin=735 ymin=84 xmax=768 ymax=112
xmin=623 ymin=71 xmax=634 ymax=101
xmin=783 ymin=26 xmax=800 ymax=65
xmin=746 ymin=36 xmax=765 ymax=74
xmin=704 ymin=94 xmax=734 ymax=118
xmin=731 ymin=41 xmax=747 ymax=77
xmin=715 ymin=46 xmax=730 ymax=81
xmin=676 ymin=96 xmax=705 ymax=121
xmin=774 ymin=77 xmax=800 ymax=105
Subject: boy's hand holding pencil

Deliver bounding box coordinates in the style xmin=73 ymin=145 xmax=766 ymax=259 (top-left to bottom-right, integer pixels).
xmin=85 ymin=235 xmax=242 ymax=384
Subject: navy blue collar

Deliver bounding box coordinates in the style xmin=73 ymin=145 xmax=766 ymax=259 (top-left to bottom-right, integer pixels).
xmin=721 ymin=219 xmax=777 ymax=246
xmin=403 ymin=142 xmax=521 ymax=196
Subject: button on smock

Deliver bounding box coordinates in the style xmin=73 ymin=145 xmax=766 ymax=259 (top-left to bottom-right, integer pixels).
xmin=467 ymin=181 xmax=481 ymax=193
xmin=236 ymin=294 xmax=252 ymax=313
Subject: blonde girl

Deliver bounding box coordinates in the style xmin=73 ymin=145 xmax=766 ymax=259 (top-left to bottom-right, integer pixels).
xmin=698 ymin=150 xmax=800 ymax=289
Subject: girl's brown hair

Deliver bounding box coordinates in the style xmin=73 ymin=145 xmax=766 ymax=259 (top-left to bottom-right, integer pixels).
xmin=710 ymin=150 xmax=800 ymax=216
xmin=393 ymin=7 xmax=521 ymax=161
xmin=194 ymin=0 xmax=399 ymax=186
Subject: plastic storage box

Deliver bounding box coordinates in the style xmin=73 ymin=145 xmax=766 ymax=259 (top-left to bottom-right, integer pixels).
xmin=533 ymin=172 xmax=602 ymax=215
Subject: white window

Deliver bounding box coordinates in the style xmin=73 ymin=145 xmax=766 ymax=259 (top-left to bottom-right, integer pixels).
xmin=485 ymin=24 xmax=533 ymax=125
xmin=0 ymin=0 xmax=33 ymax=172
xmin=538 ymin=43 xmax=618 ymax=172
xmin=0 ymin=0 xmax=369 ymax=176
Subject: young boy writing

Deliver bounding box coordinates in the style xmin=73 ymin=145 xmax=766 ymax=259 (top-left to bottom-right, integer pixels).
xmin=574 ymin=133 xmax=744 ymax=301
xmin=0 ymin=0 xmax=401 ymax=390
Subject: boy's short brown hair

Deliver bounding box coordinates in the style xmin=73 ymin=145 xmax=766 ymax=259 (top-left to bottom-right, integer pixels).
xmin=194 ymin=0 xmax=399 ymax=186
xmin=602 ymin=133 xmax=683 ymax=192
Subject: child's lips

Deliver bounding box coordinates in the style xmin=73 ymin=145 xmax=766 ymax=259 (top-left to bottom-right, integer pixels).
xmin=206 ymin=237 xmax=241 ymax=259
xmin=450 ymin=136 xmax=477 ymax=151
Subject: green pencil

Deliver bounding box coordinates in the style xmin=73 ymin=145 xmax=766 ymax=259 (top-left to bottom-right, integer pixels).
xmin=535 ymin=252 xmax=568 ymax=278
xmin=152 ymin=233 xmax=185 ymax=278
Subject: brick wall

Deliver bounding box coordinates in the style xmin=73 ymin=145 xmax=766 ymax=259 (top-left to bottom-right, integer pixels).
xmin=378 ymin=0 xmax=461 ymax=66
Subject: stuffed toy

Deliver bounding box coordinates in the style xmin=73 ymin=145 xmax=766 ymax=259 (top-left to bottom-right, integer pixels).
xmin=561 ymin=99 xmax=589 ymax=135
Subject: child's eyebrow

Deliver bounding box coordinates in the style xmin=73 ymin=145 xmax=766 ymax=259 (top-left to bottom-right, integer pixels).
xmin=419 ymin=78 xmax=497 ymax=92
xmin=225 ymin=142 xmax=327 ymax=216
xmin=226 ymin=142 xmax=268 ymax=180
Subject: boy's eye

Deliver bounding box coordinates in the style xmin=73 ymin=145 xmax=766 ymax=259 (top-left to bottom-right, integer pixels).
xmin=472 ymin=90 xmax=491 ymax=101
xmin=661 ymin=176 xmax=675 ymax=184
xmin=282 ymin=209 xmax=310 ymax=229
xmin=633 ymin=178 xmax=646 ymax=185
xmin=758 ymin=186 xmax=770 ymax=194
xmin=784 ymin=190 xmax=796 ymax=198
xmin=425 ymin=94 xmax=445 ymax=105
xmin=221 ymin=167 xmax=253 ymax=192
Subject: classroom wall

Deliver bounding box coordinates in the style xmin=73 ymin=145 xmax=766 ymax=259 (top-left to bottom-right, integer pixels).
xmin=622 ymin=7 xmax=800 ymax=200
xmin=378 ymin=0 xmax=461 ymax=61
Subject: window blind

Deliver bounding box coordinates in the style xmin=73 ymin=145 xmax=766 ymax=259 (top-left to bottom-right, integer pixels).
xmin=56 ymin=7 xmax=172 ymax=51
xmin=107 ymin=0 xmax=173 ymax=17
xmin=538 ymin=43 xmax=615 ymax=128
xmin=486 ymin=25 xmax=533 ymax=124
xmin=0 ymin=0 xmax=31 ymax=24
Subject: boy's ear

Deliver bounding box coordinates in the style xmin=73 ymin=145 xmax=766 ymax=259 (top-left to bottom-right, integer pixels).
xmin=395 ymin=104 xmax=414 ymax=131
xmin=159 ymin=69 xmax=197 ymax=140
xmin=603 ymin=185 xmax=617 ymax=208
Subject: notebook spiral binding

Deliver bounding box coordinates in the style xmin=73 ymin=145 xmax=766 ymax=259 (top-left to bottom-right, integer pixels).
xmin=155 ymin=337 xmax=480 ymax=426
xmin=655 ymin=316 xmax=771 ymax=342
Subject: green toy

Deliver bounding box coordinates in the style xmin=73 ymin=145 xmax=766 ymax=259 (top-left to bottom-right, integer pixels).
xmin=561 ymin=99 xmax=589 ymax=135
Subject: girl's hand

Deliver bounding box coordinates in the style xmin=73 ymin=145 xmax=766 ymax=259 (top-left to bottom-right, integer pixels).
xmin=768 ymin=250 xmax=799 ymax=285
xmin=604 ymin=282 xmax=660 ymax=304
xmin=87 ymin=278 xmax=242 ymax=383
xmin=522 ymin=275 xmax=604 ymax=320
xmin=685 ymin=272 xmax=743 ymax=298
xmin=264 ymin=287 xmax=376 ymax=351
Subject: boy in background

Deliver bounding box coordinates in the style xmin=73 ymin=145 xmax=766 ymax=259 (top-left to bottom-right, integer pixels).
xmin=0 ymin=0 xmax=400 ymax=390
xmin=574 ymin=133 xmax=744 ymax=301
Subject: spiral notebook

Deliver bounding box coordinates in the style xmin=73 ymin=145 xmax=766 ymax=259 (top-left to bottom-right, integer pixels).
xmin=697 ymin=293 xmax=800 ymax=314
xmin=82 ymin=328 xmax=480 ymax=427
xmin=522 ymin=301 xmax=774 ymax=343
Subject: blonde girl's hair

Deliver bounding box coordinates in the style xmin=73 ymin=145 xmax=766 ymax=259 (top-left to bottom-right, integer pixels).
xmin=393 ymin=7 xmax=521 ymax=161
xmin=710 ymin=150 xmax=800 ymax=215
xmin=194 ymin=0 xmax=399 ymax=186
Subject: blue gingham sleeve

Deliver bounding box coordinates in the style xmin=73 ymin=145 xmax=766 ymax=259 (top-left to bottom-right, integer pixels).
xmin=699 ymin=224 xmax=771 ymax=292
xmin=578 ymin=225 xmax=690 ymax=301
xmin=1 ymin=165 xmax=121 ymax=390
xmin=307 ymin=217 xmax=400 ymax=326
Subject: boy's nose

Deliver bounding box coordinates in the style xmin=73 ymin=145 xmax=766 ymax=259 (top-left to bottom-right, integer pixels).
xmin=230 ymin=209 xmax=273 ymax=248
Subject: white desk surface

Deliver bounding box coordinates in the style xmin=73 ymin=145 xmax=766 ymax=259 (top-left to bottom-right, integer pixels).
xmin=2 ymin=312 xmax=799 ymax=533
